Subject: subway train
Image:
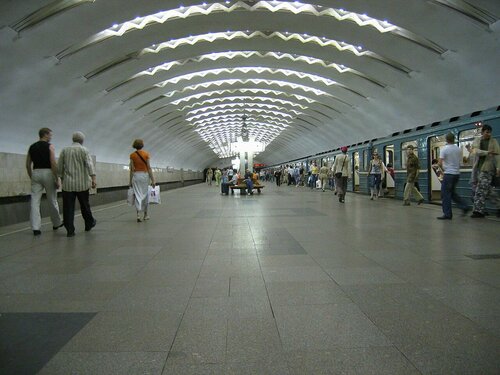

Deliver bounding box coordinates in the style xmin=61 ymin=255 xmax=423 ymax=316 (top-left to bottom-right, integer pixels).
xmin=276 ymin=105 xmax=500 ymax=212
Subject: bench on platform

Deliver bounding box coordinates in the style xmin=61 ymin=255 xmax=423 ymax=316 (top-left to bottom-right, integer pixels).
xmin=229 ymin=178 xmax=265 ymax=194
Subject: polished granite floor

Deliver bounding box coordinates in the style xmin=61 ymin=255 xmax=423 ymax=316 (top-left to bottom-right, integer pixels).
xmin=0 ymin=183 xmax=499 ymax=374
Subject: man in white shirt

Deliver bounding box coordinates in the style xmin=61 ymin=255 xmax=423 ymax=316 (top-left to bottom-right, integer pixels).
xmin=437 ymin=133 xmax=469 ymax=220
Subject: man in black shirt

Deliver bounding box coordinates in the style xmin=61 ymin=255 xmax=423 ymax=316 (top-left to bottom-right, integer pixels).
xmin=26 ymin=128 xmax=63 ymax=235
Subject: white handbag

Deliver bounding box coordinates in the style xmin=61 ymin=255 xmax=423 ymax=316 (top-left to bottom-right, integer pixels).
xmin=148 ymin=185 xmax=161 ymax=204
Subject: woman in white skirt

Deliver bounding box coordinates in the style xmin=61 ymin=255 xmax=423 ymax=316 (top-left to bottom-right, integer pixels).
xmin=129 ymin=139 xmax=156 ymax=222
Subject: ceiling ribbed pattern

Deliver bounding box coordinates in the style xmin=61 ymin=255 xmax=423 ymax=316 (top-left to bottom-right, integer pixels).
xmin=1 ymin=0 xmax=499 ymax=168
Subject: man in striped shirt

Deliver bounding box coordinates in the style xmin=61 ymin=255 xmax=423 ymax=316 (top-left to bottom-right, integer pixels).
xmin=58 ymin=132 xmax=97 ymax=237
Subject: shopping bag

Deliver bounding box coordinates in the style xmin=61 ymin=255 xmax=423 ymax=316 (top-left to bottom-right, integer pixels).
xmin=148 ymin=185 xmax=161 ymax=204
xmin=127 ymin=187 xmax=135 ymax=206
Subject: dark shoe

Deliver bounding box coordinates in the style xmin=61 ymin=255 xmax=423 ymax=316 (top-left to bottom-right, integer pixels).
xmin=461 ymin=207 xmax=471 ymax=216
xmin=497 ymin=209 xmax=500 ymax=218
xmin=470 ymin=211 xmax=485 ymax=218
xmin=85 ymin=220 xmax=96 ymax=231
xmin=417 ymin=199 xmax=424 ymax=205
xmin=403 ymin=201 xmax=410 ymax=206
xmin=53 ymin=223 xmax=64 ymax=230
xmin=33 ymin=230 xmax=41 ymax=236
xmin=437 ymin=216 xmax=452 ymax=220
xmin=67 ymin=231 xmax=75 ymax=237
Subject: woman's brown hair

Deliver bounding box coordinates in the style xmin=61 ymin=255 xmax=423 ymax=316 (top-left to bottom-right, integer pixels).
xmin=132 ymin=139 xmax=144 ymax=150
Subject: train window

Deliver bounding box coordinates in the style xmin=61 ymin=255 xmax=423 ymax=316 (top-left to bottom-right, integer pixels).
xmin=353 ymin=152 xmax=360 ymax=191
xmin=459 ymin=129 xmax=479 ymax=166
xmin=384 ymin=145 xmax=394 ymax=167
xmin=401 ymin=141 xmax=418 ymax=168
xmin=429 ymin=135 xmax=446 ymax=164
xmin=363 ymin=150 xmax=368 ymax=171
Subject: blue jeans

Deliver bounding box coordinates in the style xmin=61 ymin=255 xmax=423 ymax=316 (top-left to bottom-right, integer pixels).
xmin=441 ymin=174 xmax=467 ymax=217
xmin=245 ymin=179 xmax=253 ymax=194
xmin=309 ymin=174 xmax=317 ymax=189
xmin=369 ymin=174 xmax=381 ymax=190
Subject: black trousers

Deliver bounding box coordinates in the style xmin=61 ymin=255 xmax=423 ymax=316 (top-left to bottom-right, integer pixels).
xmin=62 ymin=190 xmax=95 ymax=233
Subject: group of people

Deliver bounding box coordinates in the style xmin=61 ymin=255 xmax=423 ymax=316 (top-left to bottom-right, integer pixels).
xmin=218 ymin=168 xmax=258 ymax=195
xmin=267 ymin=146 xmax=352 ymax=203
xmin=26 ymin=125 xmax=499 ymax=238
xmin=27 ymin=128 xmax=156 ymax=237
xmin=26 ymin=128 xmax=97 ymax=237
xmin=403 ymin=125 xmax=499 ymax=219
xmin=437 ymin=125 xmax=499 ymax=219
xmin=229 ymin=125 xmax=500 ymax=217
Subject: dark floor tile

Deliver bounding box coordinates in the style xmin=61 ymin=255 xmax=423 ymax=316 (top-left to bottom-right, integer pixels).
xmin=0 ymin=312 xmax=96 ymax=375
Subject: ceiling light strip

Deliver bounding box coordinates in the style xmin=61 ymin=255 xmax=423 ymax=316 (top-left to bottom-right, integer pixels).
xmin=192 ymin=114 xmax=293 ymax=127
xmin=107 ymin=50 xmax=386 ymax=91
xmin=428 ymin=0 xmax=498 ymax=26
xmin=140 ymin=78 xmax=355 ymax=108
xmin=57 ymin=1 xmax=444 ymax=59
xmin=171 ymin=88 xmax=318 ymax=105
xmin=182 ymin=96 xmax=307 ymax=112
xmin=186 ymin=102 xmax=303 ymax=117
xmin=11 ymin=0 xmax=94 ymax=33
xmin=86 ymin=31 xmax=410 ymax=77
xmin=186 ymin=108 xmax=296 ymax=122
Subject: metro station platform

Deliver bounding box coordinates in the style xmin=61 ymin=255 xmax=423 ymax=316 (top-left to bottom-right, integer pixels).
xmin=0 ymin=183 xmax=499 ymax=374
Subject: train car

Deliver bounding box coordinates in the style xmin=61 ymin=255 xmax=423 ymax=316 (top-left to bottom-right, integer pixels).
xmin=269 ymin=105 xmax=500 ymax=214
xmin=359 ymin=106 xmax=500 ymax=212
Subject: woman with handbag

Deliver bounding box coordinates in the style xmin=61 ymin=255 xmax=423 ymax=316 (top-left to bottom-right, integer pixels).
xmin=129 ymin=139 xmax=156 ymax=222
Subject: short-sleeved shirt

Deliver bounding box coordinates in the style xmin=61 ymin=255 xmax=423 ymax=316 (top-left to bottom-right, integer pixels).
xmin=130 ymin=150 xmax=150 ymax=172
xmin=440 ymin=144 xmax=462 ymax=175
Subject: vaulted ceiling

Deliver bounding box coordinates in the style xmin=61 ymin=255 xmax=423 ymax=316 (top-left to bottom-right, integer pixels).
xmin=1 ymin=0 xmax=499 ymax=169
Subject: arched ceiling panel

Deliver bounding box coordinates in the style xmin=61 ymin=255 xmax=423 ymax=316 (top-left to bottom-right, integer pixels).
xmin=0 ymin=0 xmax=498 ymax=168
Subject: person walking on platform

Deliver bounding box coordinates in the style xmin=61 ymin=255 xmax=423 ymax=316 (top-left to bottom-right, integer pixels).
xmin=206 ymin=168 xmax=213 ymax=185
xmin=333 ymin=147 xmax=351 ymax=202
xmin=220 ymin=169 xmax=229 ymax=195
xmin=214 ymin=168 xmax=222 ymax=186
xmin=309 ymin=161 xmax=319 ymax=189
xmin=129 ymin=139 xmax=156 ymax=222
xmin=26 ymin=127 xmax=63 ymax=236
xmin=403 ymin=145 xmax=424 ymax=206
xmin=58 ymin=132 xmax=96 ymax=237
xmin=319 ymin=163 xmax=329 ymax=192
xmin=437 ymin=133 xmax=470 ymax=220
xmin=470 ymin=124 xmax=500 ymax=218
xmin=274 ymin=168 xmax=282 ymax=187
xmin=367 ymin=150 xmax=386 ymax=200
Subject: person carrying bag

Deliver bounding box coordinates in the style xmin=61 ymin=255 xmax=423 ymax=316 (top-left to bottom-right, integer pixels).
xmin=129 ymin=139 xmax=156 ymax=222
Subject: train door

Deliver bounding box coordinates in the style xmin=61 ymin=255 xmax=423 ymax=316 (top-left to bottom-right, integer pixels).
xmin=352 ymin=152 xmax=360 ymax=191
xmin=428 ymin=135 xmax=446 ymax=202
xmin=383 ymin=145 xmax=395 ymax=197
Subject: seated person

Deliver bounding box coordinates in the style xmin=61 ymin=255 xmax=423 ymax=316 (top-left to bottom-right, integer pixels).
xmin=221 ymin=170 xmax=237 ymax=195
xmin=244 ymin=169 xmax=254 ymax=195
xmin=431 ymin=158 xmax=443 ymax=181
